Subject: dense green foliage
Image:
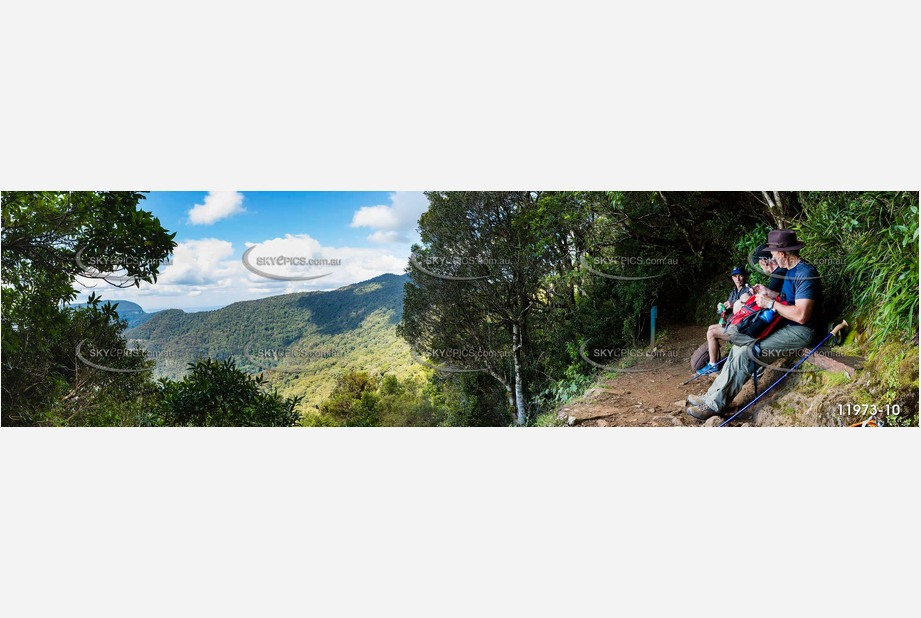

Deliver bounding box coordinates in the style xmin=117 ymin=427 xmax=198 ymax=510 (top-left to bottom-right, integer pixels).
xmin=1 ymin=191 xmax=176 ymax=425
xmin=157 ymin=359 xmax=301 ymax=427
xmin=1 ymin=191 xmax=302 ymax=427
xmin=1 ymin=191 xmax=176 ymax=356
xmin=399 ymin=192 xmax=546 ymax=424
xmin=307 ymin=369 xmax=507 ymax=427
xmin=311 ymin=371 xmax=445 ymax=427
xmin=795 ymin=191 xmax=918 ymax=343
xmin=4 ymin=295 xmax=164 ymax=426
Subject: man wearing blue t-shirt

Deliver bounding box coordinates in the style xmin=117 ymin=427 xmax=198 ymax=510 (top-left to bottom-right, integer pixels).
xmin=686 ymin=229 xmax=823 ymax=421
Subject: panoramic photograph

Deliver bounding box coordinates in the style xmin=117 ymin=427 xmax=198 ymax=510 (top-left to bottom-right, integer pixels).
xmin=2 ymin=190 xmax=917 ymax=427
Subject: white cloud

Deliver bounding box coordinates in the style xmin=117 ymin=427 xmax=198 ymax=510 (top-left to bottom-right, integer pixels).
xmin=368 ymin=230 xmax=403 ymax=244
xmin=242 ymin=234 xmax=405 ymax=288
xmin=75 ymin=234 xmax=408 ymax=311
xmin=187 ymin=191 xmax=246 ymax=225
xmin=350 ymin=191 xmax=428 ymax=243
xmin=156 ymin=238 xmax=237 ymax=286
xmin=352 ymin=204 xmax=398 ymax=229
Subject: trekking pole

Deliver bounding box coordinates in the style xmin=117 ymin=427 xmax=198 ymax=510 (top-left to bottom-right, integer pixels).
xmin=681 ymin=356 xmax=729 ymax=385
xmin=719 ymin=321 xmax=848 ymax=427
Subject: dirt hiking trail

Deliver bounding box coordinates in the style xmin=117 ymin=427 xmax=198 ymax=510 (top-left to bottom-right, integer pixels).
xmin=561 ymin=323 xmax=760 ymax=427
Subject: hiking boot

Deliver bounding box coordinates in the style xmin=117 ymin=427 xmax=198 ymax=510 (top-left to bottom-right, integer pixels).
xmin=686 ymin=403 xmax=720 ymax=421
xmin=686 ymin=395 xmax=720 ymax=420
xmin=695 ymin=362 xmax=720 ymax=376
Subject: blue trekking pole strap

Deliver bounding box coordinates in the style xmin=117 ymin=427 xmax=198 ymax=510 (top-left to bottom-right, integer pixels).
xmin=718 ymin=321 xmax=848 ymax=427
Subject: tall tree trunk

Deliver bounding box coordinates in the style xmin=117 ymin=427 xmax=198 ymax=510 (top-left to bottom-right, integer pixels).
xmin=512 ymin=322 xmax=526 ymax=425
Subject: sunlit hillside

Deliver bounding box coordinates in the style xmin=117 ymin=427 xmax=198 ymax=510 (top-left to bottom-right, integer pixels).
xmin=125 ymin=273 xmax=422 ymax=408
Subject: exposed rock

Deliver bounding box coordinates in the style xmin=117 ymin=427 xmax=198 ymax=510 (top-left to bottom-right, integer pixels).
xmin=703 ymin=416 xmax=722 ymax=427
xmin=568 ymin=407 xmax=619 ymax=421
xmin=596 ymin=419 xmax=609 ymax=427
xmin=567 ymin=415 xmax=576 ymax=426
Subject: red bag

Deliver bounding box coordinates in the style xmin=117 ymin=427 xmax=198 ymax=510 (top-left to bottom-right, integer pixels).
xmin=728 ymin=296 xmax=788 ymax=341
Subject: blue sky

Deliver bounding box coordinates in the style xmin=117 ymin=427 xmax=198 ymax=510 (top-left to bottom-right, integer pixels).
xmin=74 ymin=191 xmax=429 ymax=311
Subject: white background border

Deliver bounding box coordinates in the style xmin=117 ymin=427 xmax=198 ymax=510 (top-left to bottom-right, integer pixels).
xmin=2 ymin=2 xmax=919 ymax=617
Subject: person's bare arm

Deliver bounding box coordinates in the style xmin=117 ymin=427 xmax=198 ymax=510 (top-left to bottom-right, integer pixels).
xmin=755 ymin=293 xmax=814 ymax=324
xmin=753 ymin=284 xmax=779 ymax=300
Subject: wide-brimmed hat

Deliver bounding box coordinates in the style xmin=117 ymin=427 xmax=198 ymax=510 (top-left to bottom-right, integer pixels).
xmin=765 ymin=229 xmax=806 ymax=252
xmin=729 ymin=266 xmax=747 ymax=277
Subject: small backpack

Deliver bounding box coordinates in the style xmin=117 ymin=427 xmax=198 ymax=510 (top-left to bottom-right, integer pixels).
xmin=690 ymin=343 xmax=710 ymax=372
xmin=728 ymin=296 xmax=788 ymax=341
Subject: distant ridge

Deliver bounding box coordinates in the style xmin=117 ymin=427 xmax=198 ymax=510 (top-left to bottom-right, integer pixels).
xmin=125 ymin=273 xmax=415 ymax=407
xmin=71 ymin=299 xmax=159 ymax=328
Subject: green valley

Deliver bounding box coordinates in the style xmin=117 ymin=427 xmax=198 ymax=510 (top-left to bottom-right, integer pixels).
xmin=125 ymin=273 xmax=422 ymax=410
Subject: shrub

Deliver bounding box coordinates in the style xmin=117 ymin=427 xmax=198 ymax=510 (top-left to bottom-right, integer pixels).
xmin=796 ymin=192 xmax=919 ymax=343
xmin=158 ymin=358 xmax=302 ymax=426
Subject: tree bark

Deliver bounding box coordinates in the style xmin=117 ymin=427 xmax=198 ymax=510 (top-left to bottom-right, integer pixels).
xmin=486 ymin=367 xmax=516 ymax=418
xmin=761 ymin=190 xmax=787 ymax=228
xmin=512 ymin=322 xmax=526 ymax=425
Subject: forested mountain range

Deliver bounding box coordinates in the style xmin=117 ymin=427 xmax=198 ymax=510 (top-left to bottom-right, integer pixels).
xmin=125 ymin=273 xmax=417 ymax=408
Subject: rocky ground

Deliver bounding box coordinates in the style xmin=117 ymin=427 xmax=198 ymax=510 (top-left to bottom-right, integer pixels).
xmin=559 ymin=323 xmax=800 ymax=427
